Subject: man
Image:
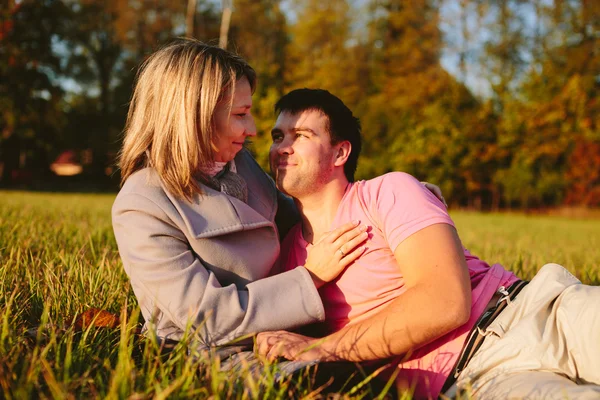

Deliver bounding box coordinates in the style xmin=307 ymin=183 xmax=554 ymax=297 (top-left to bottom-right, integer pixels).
xmin=256 ymin=89 xmax=600 ymax=399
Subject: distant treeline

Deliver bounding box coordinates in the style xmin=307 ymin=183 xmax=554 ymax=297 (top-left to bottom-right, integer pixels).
xmin=1 ymin=0 xmax=598 ymax=208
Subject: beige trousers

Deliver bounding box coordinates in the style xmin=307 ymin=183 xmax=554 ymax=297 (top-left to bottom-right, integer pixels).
xmin=455 ymin=263 xmax=600 ymax=400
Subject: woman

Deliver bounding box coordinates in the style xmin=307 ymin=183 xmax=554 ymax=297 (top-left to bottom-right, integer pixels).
xmin=112 ymin=39 xmax=368 ymax=348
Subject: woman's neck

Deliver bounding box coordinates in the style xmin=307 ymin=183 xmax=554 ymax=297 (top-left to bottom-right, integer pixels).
xmin=201 ymin=161 xmax=229 ymax=177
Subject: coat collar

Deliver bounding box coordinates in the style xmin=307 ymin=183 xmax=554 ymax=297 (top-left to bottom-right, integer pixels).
xmin=162 ymin=149 xmax=278 ymax=239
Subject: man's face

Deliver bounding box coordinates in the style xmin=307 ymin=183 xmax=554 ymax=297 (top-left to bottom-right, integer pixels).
xmin=269 ymin=110 xmax=339 ymax=197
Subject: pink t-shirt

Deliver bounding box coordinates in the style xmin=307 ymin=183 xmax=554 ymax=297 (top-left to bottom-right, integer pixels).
xmin=280 ymin=172 xmax=518 ymax=398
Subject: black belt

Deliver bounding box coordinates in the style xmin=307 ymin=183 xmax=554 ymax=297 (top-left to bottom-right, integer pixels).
xmin=440 ymin=279 xmax=530 ymax=395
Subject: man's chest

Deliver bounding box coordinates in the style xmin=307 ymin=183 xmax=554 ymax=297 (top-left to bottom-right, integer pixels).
xmin=288 ymin=218 xmax=406 ymax=323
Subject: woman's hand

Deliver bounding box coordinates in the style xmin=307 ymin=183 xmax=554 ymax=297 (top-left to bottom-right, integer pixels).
xmin=303 ymin=221 xmax=368 ymax=288
xmin=422 ymin=182 xmax=447 ymax=208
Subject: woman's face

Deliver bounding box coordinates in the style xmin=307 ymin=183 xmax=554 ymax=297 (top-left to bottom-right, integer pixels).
xmin=212 ymin=77 xmax=256 ymax=163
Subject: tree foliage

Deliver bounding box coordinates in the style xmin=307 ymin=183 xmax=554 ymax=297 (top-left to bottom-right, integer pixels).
xmin=0 ymin=0 xmax=598 ymax=208
xmin=0 ymin=0 xmax=68 ymax=182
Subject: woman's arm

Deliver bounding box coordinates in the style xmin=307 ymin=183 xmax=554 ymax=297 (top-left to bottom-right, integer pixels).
xmin=113 ymin=192 xmax=366 ymax=346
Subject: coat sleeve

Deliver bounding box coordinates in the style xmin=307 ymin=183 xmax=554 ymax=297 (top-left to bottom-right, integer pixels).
xmin=112 ymin=192 xmax=325 ymax=346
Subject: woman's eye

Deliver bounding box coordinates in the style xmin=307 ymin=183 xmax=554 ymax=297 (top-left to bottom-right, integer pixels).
xmin=236 ymin=113 xmax=247 ymax=118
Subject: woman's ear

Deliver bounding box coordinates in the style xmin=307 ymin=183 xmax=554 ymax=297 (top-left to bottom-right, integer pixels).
xmin=334 ymin=141 xmax=352 ymax=167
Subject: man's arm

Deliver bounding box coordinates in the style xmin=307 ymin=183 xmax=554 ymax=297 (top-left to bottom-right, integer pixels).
xmin=256 ymin=223 xmax=471 ymax=362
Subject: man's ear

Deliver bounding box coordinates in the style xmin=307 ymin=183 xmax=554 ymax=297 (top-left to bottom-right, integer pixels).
xmin=334 ymin=141 xmax=352 ymax=167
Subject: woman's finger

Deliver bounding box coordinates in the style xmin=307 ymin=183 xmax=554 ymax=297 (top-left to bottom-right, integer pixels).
xmin=332 ymin=224 xmax=368 ymax=253
xmin=338 ymin=230 xmax=369 ymax=257
xmin=422 ymin=182 xmax=441 ymax=197
xmin=339 ymin=244 xmax=367 ymax=268
xmin=318 ymin=220 xmax=360 ymax=244
xmin=422 ymin=182 xmax=447 ymax=207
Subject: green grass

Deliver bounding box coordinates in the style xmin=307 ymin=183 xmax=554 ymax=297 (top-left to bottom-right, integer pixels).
xmin=1 ymin=191 xmax=599 ymax=398
xmin=451 ymin=212 xmax=600 ymax=285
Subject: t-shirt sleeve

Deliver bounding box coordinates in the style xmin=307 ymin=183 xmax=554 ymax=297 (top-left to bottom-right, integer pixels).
xmin=368 ymin=172 xmax=455 ymax=252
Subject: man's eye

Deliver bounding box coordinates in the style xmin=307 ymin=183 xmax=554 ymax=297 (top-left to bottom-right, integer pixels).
xmin=295 ymin=133 xmax=307 ymax=138
xmin=272 ymin=135 xmax=282 ymax=142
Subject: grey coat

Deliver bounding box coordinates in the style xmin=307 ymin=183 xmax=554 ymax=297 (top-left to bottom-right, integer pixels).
xmin=112 ymin=149 xmax=324 ymax=346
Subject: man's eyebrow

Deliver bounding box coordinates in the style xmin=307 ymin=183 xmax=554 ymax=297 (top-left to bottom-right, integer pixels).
xmin=270 ymin=127 xmax=318 ymax=136
xmin=291 ymin=127 xmax=317 ymax=135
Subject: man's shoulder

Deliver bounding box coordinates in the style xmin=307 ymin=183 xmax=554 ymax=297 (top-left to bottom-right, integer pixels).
xmin=359 ymin=172 xmax=423 ymax=194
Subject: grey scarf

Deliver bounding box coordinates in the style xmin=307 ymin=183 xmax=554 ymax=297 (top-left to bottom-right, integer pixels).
xmin=203 ymin=163 xmax=248 ymax=203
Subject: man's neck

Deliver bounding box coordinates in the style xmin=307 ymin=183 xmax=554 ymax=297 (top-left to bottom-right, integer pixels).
xmin=295 ymin=179 xmax=349 ymax=244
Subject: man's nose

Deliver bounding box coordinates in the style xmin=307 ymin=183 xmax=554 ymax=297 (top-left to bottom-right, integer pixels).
xmin=277 ymin=137 xmax=294 ymax=154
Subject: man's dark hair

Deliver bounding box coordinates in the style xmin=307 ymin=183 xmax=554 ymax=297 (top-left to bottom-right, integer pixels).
xmin=274 ymin=88 xmax=362 ymax=182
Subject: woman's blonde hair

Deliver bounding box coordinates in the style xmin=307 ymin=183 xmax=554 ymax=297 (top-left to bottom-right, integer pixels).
xmin=119 ymin=39 xmax=256 ymax=201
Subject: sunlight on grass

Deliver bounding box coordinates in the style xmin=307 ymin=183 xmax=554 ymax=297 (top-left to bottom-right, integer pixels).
xmin=451 ymin=211 xmax=600 ymax=284
xmin=1 ymin=191 xmax=599 ymax=398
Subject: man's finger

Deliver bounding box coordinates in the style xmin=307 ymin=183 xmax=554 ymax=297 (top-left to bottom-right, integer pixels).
xmin=256 ymin=332 xmax=277 ymax=356
xmin=255 ymin=333 xmax=268 ymax=356
xmin=266 ymin=341 xmax=287 ymax=362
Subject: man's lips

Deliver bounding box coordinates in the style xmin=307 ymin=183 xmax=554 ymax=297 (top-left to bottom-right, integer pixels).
xmin=276 ymin=160 xmax=296 ymax=167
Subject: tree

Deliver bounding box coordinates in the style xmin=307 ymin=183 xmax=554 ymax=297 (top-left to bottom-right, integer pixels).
xmin=0 ymin=0 xmax=67 ymax=184
xmin=360 ymin=0 xmax=483 ymax=205
xmin=285 ymin=0 xmax=365 ymax=108
xmin=508 ymin=0 xmax=600 ymax=207
xmin=59 ymin=0 xmax=197 ymax=175
xmin=53 ymin=0 xmax=129 ymax=175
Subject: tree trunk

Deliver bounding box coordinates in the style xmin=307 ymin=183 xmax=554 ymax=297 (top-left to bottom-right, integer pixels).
xmin=0 ymin=134 xmax=20 ymax=185
xmin=491 ymin=187 xmax=500 ymax=211
xmin=186 ymin=0 xmax=197 ymax=37
xmin=219 ymin=0 xmax=232 ymax=49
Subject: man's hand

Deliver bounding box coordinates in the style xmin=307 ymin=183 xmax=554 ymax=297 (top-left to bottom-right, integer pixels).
xmin=256 ymin=331 xmax=338 ymax=362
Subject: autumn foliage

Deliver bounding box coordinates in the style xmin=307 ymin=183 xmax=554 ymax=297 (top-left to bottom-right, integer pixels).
xmin=1 ymin=0 xmax=598 ymax=209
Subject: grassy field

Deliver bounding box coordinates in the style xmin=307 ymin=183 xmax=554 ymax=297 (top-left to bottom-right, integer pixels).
xmin=1 ymin=191 xmax=599 ymax=399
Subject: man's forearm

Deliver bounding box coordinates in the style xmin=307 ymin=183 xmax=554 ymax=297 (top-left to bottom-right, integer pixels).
xmin=257 ymin=224 xmax=472 ymax=363
xmin=318 ymin=284 xmax=470 ymax=362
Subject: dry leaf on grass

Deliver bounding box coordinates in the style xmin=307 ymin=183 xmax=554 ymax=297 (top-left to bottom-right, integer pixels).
xmin=74 ymin=308 xmax=120 ymax=329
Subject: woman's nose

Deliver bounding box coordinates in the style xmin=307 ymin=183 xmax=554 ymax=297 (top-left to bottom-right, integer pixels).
xmin=245 ymin=116 xmax=257 ymax=137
